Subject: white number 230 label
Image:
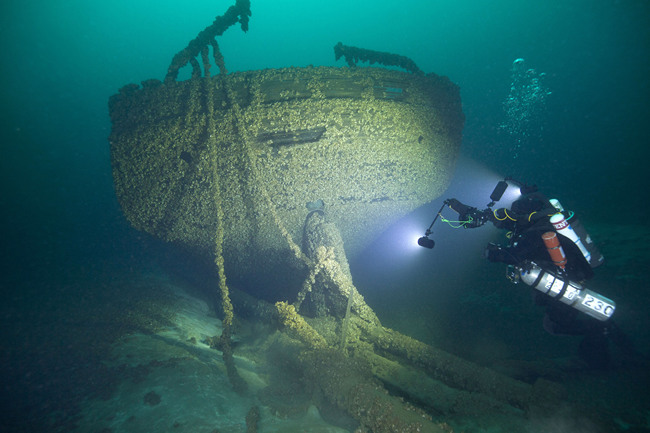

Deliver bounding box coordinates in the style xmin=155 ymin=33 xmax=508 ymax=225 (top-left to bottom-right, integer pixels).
xmin=582 ymin=294 xmax=615 ymax=318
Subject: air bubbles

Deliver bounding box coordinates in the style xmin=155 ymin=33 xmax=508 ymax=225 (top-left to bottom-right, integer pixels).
xmin=499 ymin=58 xmax=552 ymax=158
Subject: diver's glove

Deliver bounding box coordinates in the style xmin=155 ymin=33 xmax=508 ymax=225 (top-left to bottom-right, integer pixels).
xmin=465 ymin=208 xmax=491 ymax=228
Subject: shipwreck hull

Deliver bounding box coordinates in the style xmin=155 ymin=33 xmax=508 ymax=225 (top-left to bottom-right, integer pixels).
xmin=109 ymin=66 xmax=463 ymax=280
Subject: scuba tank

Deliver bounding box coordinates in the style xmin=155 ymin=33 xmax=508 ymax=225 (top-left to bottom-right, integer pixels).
xmin=508 ymin=201 xmax=615 ymax=322
xmin=549 ymin=213 xmax=591 ymax=262
xmin=517 ymin=261 xmax=615 ymax=321
xmin=549 ymin=199 xmax=604 ymax=268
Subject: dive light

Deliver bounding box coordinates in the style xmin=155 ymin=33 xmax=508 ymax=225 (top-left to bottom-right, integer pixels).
xmin=417 ymin=201 xmax=449 ymax=249
xmin=417 ymin=236 xmax=435 ymax=249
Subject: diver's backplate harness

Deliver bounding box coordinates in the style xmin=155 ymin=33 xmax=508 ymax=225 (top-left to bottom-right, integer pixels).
xmin=418 ymin=178 xmax=615 ymax=322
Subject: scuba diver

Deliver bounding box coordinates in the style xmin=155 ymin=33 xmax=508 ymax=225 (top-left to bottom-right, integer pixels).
xmin=418 ymin=179 xmax=635 ymax=369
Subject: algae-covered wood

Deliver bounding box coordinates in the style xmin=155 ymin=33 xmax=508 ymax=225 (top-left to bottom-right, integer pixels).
xmin=109 ymin=66 xmax=463 ymax=279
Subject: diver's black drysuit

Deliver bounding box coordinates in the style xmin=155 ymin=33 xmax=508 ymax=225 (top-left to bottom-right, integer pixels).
xmin=450 ymin=191 xmax=631 ymax=369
